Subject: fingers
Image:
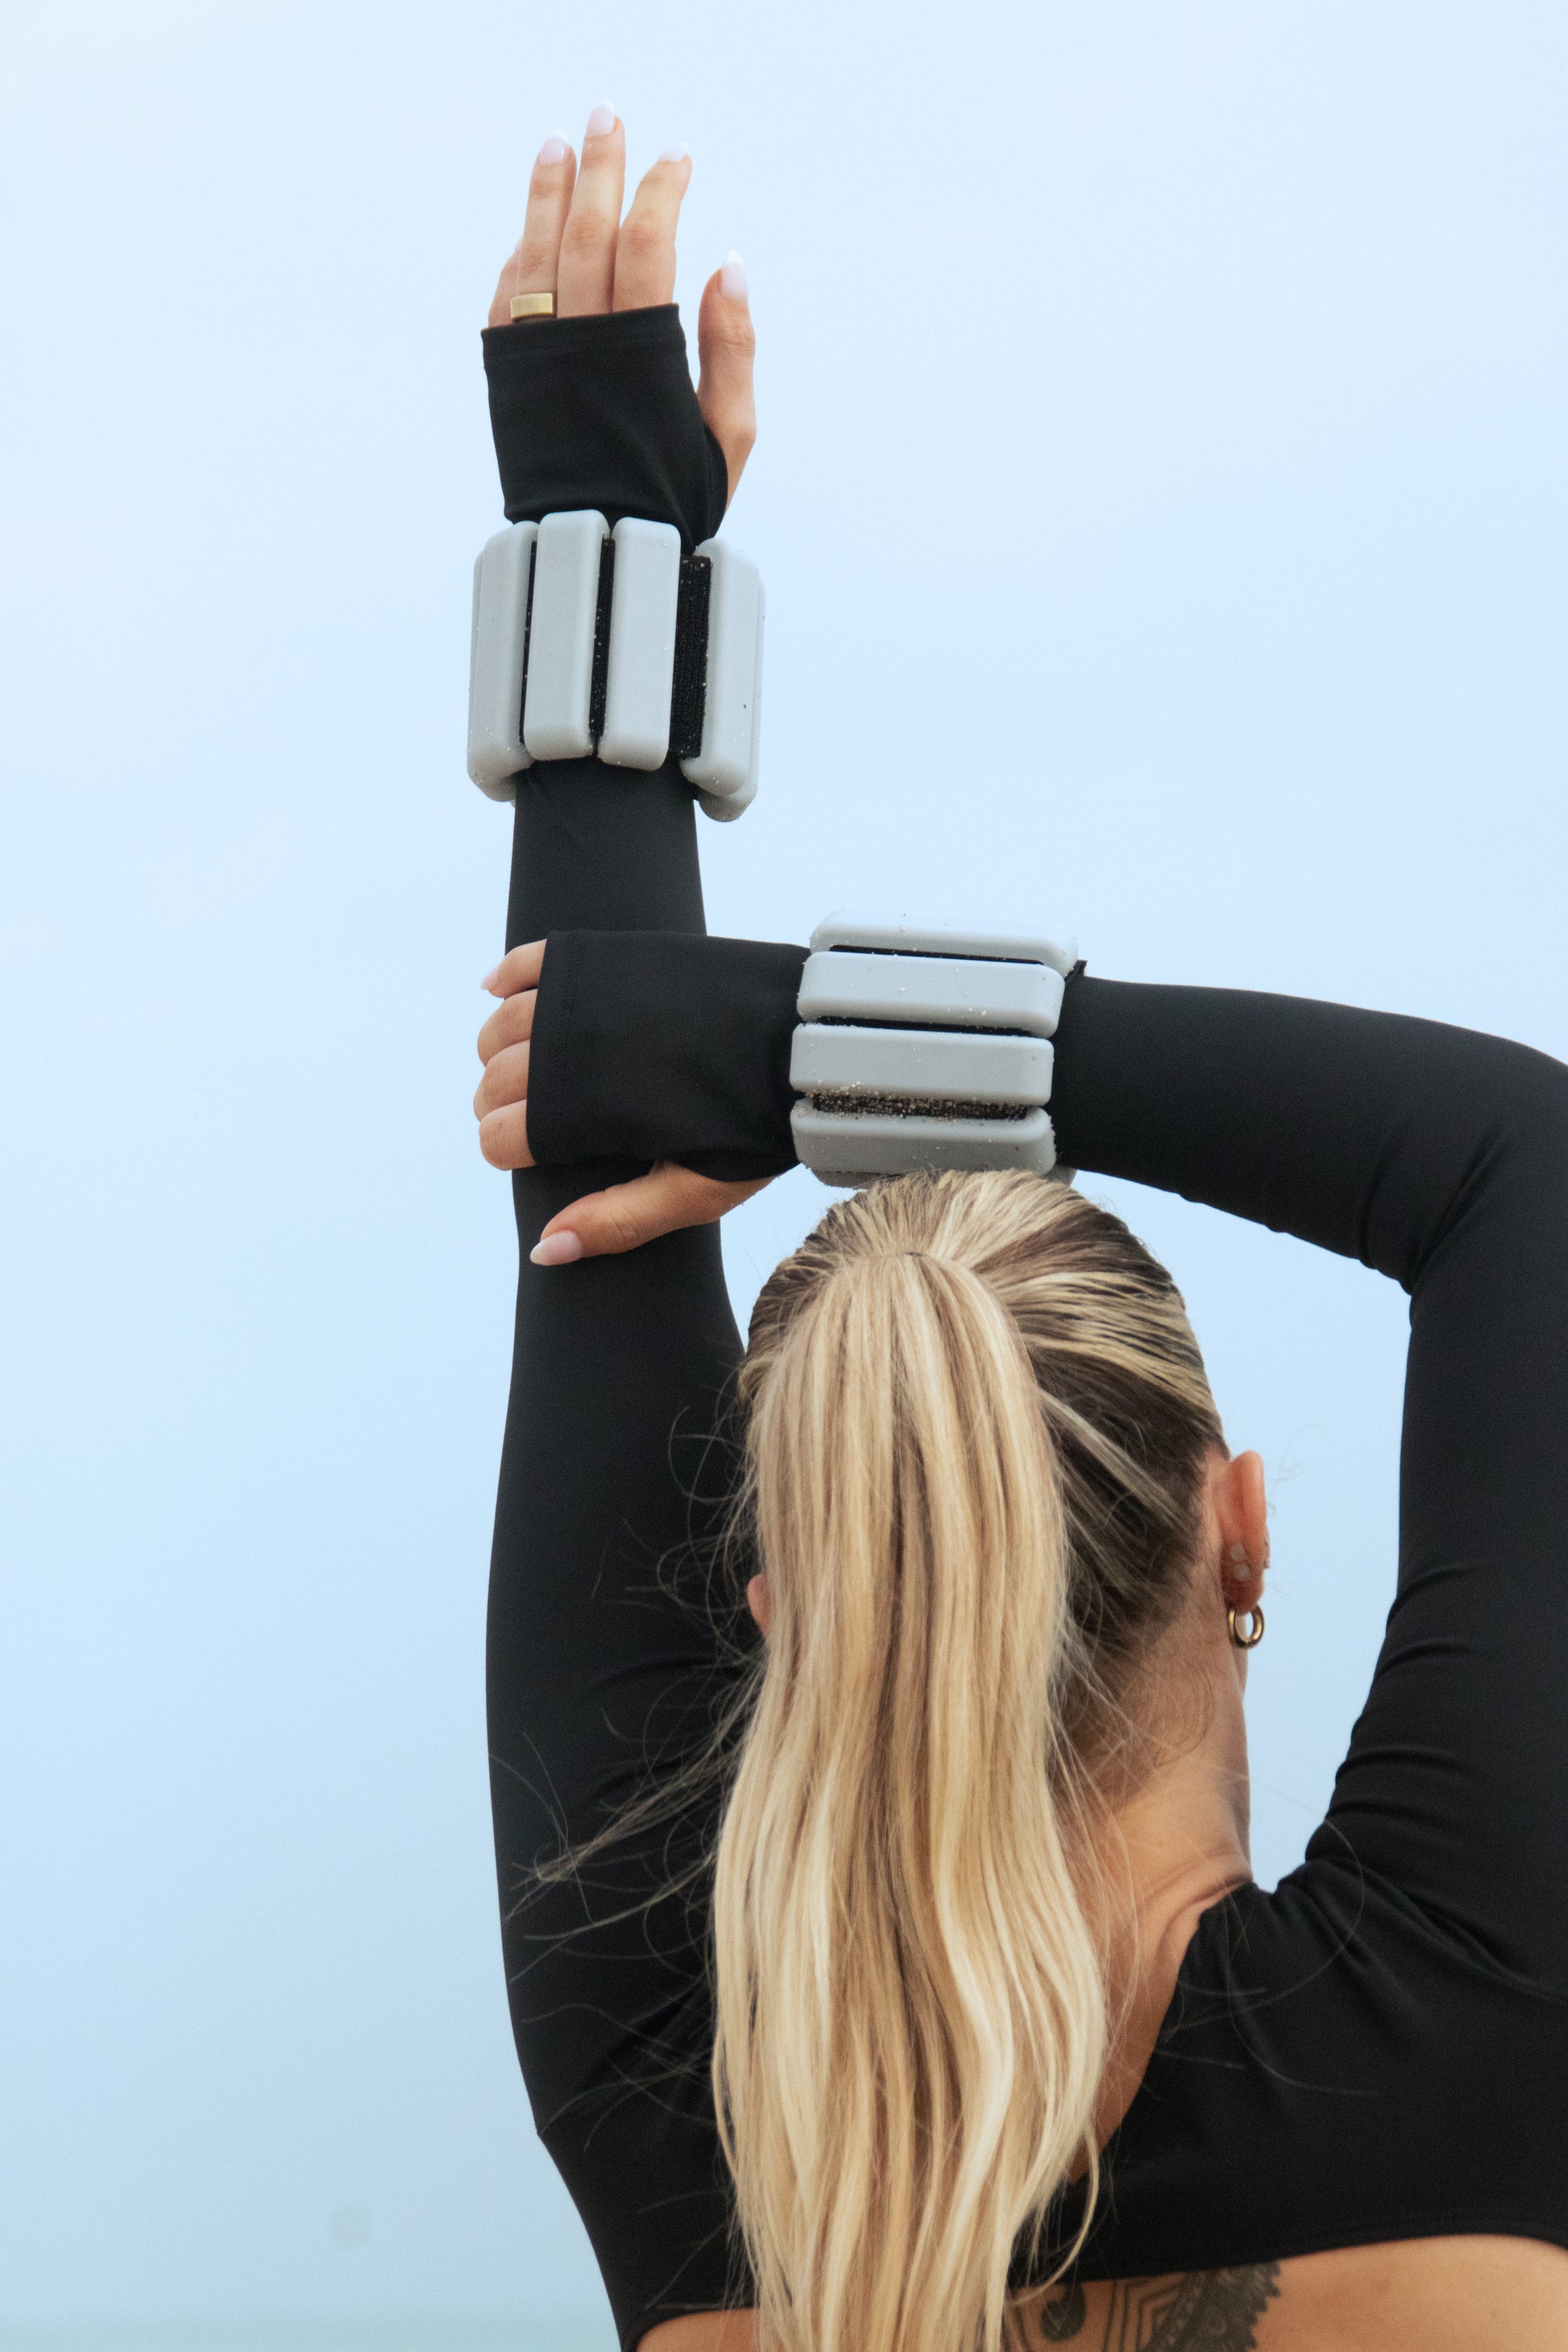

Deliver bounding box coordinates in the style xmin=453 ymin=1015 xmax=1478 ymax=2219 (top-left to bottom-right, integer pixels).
xmin=487 ymin=136 xmax=577 ymax=328
xmin=475 ymin=1028 xmax=533 ymax=1169
xmin=474 ymin=1038 xmax=530 ymax=1121
xmin=697 ymin=255 xmax=757 ymax=504
xmin=557 ymin=104 xmax=626 ymax=317
xmin=475 ymin=943 xmax=541 ymax=1167
xmin=530 ymin=1164 xmax=771 ymax=1263
xmin=612 ymin=145 xmax=692 ymax=312
xmin=482 ymin=940 xmax=545 ymax=999
xmin=477 ymin=989 xmax=536 ymax=1065
xmin=478 ymin=1098 xmax=533 ymax=1171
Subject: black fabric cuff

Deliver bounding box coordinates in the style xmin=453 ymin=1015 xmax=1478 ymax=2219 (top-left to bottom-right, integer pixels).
xmin=529 ymin=930 xmax=807 ymax=1183
xmin=483 ymin=305 xmax=728 ymax=550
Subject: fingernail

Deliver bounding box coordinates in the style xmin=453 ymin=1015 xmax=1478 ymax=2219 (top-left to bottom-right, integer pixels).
xmin=530 ymin=1230 xmax=585 ymax=1267
xmin=659 ymin=141 xmax=689 ymax=164
xmin=720 ymin=249 xmax=748 ymax=301
xmin=481 ymin=964 xmax=501 ymax=991
xmin=537 ymin=133 xmax=570 ymax=165
xmin=586 ymin=102 xmax=616 ymax=138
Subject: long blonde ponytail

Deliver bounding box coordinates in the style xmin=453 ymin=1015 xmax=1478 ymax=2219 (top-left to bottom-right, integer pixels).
xmin=715 ymin=1170 xmax=1224 ymax=2352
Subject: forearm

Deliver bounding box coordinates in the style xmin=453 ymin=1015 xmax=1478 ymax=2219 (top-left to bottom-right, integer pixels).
xmin=505 ymin=759 xmax=708 ymax=1243
xmin=526 ymin=936 xmax=1568 ymax=1583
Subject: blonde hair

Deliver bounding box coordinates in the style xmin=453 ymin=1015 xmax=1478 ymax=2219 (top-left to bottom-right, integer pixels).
xmin=714 ymin=1168 xmax=1225 ymax=2352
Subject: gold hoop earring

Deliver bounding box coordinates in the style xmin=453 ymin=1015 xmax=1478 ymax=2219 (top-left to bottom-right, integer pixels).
xmin=1228 ymin=1604 xmax=1265 ymax=1650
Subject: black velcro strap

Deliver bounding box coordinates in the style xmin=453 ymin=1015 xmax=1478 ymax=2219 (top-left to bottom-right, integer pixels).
xmin=516 ymin=535 xmax=538 ymax=747
xmin=807 ymin=1093 xmax=1031 ymax=1123
xmin=526 ymin=534 xmax=710 ymax=768
xmin=587 ymin=534 xmax=616 ymax=744
xmin=670 ymin=554 xmax=711 ymax=761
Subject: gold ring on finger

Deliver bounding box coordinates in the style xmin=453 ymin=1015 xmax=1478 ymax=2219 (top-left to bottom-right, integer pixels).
xmin=510 ymin=290 xmax=555 ymax=320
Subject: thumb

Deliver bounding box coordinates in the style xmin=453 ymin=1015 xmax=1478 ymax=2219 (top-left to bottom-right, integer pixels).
xmin=530 ymin=1162 xmax=769 ymax=1264
xmin=697 ymin=253 xmax=757 ymax=508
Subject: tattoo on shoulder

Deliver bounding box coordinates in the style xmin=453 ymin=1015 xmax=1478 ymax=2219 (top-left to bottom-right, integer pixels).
xmin=1031 ymin=2263 xmax=1282 ymax=2350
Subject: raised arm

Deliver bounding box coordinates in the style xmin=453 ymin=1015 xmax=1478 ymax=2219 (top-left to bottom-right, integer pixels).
xmin=474 ymin=120 xmax=773 ymax=2344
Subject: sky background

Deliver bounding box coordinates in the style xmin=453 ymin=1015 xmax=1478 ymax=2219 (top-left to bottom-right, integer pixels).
xmin=0 ymin=2 xmax=1563 ymax=2344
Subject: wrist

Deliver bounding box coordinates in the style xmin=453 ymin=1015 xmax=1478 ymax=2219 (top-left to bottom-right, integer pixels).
xmin=526 ymin=930 xmax=807 ymax=1176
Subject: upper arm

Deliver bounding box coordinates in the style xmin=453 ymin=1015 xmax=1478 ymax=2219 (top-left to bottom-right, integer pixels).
xmin=1309 ymin=1043 xmax=1568 ymax=1972
xmin=1052 ymin=981 xmax=1568 ymax=1974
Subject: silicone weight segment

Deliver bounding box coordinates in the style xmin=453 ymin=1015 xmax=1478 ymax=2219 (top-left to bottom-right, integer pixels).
xmin=681 ymin=537 xmax=763 ymax=814
xmin=599 ymin=517 xmax=682 ymax=771
xmin=790 ymin=1024 xmax=1055 ymax=1107
xmin=522 ymin=511 xmax=608 ymax=763
xmin=797 ymin=950 xmax=1064 ymax=1039
xmin=809 ymin=914 xmax=1077 ymax=977
xmin=791 ymin=1103 xmax=1060 ymax=1181
xmin=467 ymin=522 xmax=537 ymax=800
xmin=700 ymin=566 xmax=764 ymax=821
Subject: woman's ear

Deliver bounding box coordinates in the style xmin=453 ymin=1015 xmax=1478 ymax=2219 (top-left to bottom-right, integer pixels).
xmin=1210 ymin=1449 xmax=1268 ymax=1612
xmin=746 ymin=1573 xmax=773 ymax=1637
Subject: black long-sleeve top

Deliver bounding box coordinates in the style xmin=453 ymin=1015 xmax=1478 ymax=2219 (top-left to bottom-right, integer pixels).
xmin=482 ymin=309 xmax=1568 ymax=2350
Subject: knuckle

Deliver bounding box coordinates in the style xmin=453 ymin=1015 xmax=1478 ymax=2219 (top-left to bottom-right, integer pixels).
xmin=560 ymin=210 xmax=612 ymax=263
xmin=475 ymin=1047 xmax=524 ymax=1115
xmin=514 ymin=234 xmax=558 ymax=281
xmin=599 ymin=1205 xmax=645 ymax=1254
xmin=616 ymin=213 xmax=665 ymax=267
xmin=710 ymin=308 xmax=756 ymax=356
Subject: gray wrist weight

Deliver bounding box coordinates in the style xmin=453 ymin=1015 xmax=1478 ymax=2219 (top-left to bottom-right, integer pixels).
xmin=467 ymin=510 xmax=764 ymax=821
xmin=790 ymin=916 xmax=1076 ymax=1183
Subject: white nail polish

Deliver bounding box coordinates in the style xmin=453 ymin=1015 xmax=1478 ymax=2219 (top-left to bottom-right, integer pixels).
xmin=530 ymin=1230 xmax=585 ymax=1267
xmin=537 ymin=133 xmax=570 ymax=165
xmin=658 ymin=141 xmax=690 ymax=164
xmin=720 ymin=249 xmax=748 ymax=301
xmin=586 ymin=102 xmax=616 ymax=138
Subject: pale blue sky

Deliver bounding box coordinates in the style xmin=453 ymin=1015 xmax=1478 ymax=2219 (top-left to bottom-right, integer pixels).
xmin=1 ymin=1 xmax=1564 ymax=2341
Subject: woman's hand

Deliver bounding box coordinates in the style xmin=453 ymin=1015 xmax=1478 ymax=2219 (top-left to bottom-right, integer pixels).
xmin=475 ymin=942 xmax=770 ymax=1264
xmin=486 ymin=107 xmax=756 ymax=505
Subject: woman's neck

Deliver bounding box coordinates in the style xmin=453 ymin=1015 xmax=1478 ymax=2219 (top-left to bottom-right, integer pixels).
xmin=1092 ymin=1641 xmax=1255 ymax=2148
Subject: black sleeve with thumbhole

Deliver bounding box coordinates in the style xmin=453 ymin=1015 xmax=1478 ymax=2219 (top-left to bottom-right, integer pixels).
xmin=483 ymin=305 xmax=728 ymax=547
xmin=529 ymin=930 xmax=807 ymax=1181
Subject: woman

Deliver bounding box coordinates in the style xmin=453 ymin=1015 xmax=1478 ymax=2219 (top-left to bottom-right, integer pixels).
xmin=473 ymin=114 xmax=1568 ymax=2352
